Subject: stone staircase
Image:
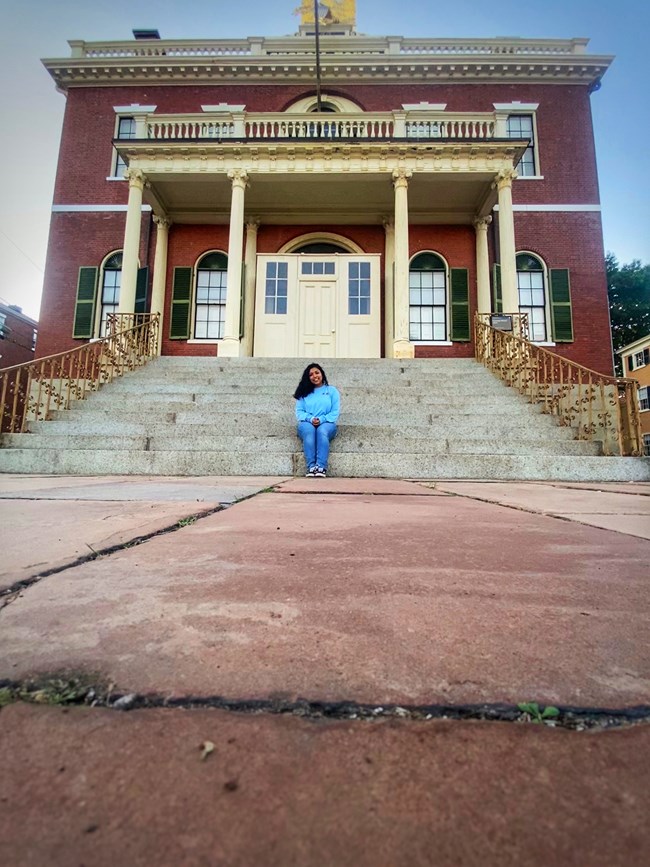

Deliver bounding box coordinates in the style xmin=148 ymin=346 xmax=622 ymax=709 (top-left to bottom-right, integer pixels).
xmin=1 ymin=357 xmax=648 ymax=480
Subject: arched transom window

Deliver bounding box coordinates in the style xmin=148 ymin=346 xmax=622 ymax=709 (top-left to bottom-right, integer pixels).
xmin=195 ymin=252 xmax=227 ymax=339
xmin=99 ymin=252 xmax=122 ymax=337
xmin=516 ymin=253 xmax=547 ymax=342
xmin=409 ymin=252 xmax=447 ymax=342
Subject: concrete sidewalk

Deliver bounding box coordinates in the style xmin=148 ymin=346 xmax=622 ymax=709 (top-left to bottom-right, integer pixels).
xmin=1 ymin=474 xmax=649 ymax=866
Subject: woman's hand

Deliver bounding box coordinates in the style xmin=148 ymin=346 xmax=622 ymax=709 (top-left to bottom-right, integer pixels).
xmin=312 ymin=417 xmax=320 ymax=427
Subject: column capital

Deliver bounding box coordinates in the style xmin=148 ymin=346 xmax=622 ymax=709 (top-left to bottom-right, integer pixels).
xmin=124 ymin=168 xmax=146 ymax=191
xmin=228 ymin=169 xmax=249 ymax=189
xmin=153 ymin=215 xmax=172 ymax=231
xmin=492 ymin=168 xmax=518 ymax=191
xmin=473 ymin=215 xmax=492 ymax=232
xmin=382 ymin=216 xmax=395 ymax=232
xmin=245 ymin=218 xmax=260 ymax=233
xmin=392 ymin=168 xmax=412 ymax=189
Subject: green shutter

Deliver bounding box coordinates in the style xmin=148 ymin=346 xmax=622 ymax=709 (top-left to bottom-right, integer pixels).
xmin=169 ymin=267 xmax=192 ymax=339
xmin=134 ymin=266 xmax=149 ymax=314
xmin=492 ymin=263 xmax=502 ymax=314
xmin=72 ymin=267 xmax=98 ymax=339
xmin=549 ymin=268 xmax=573 ymax=342
xmin=450 ymin=268 xmax=470 ymax=341
xmin=239 ymin=262 xmax=246 ymax=339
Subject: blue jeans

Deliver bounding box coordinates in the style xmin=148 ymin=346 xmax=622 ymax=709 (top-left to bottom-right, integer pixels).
xmin=297 ymin=421 xmax=338 ymax=470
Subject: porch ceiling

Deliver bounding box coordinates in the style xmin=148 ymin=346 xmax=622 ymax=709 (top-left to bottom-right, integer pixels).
xmin=143 ymin=171 xmax=498 ymax=225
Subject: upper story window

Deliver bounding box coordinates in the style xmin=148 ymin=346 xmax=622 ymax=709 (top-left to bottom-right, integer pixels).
xmin=630 ymin=348 xmax=650 ymax=371
xmin=507 ymin=114 xmax=536 ymax=177
xmin=0 ymin=312 xmax=6 ymax=338
xmin=113 ymin=116 xmax=136 ymax=178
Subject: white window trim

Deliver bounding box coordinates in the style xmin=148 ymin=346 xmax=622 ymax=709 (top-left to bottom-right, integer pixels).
xmin=191 ymin=250 xmax=229 ymax=341
xmin=113 ymin=105 xmax=157 ymax=114
xmin=496 ymin=102 xmax=541 ymax=178
xmin=201 ymin=103 xmax=245 ymax=112
xmin=408 ymin=251 xmax=451 ymax=343
xmin=516 ymin=251 xmax=553 ymax=345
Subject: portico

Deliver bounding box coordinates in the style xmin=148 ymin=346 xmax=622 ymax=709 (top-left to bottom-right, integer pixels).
xmin=115 ymin=121 xmax=525 ymax=358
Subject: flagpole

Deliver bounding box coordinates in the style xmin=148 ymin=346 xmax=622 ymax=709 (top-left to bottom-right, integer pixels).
xmin=313 ymin=0 xmax=323 ymax=111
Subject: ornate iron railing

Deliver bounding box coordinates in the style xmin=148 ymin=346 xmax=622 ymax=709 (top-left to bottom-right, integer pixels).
xmin=474 ymin=314 xmax=642 ymax=456
xmin=0 ymin=314 xmax=159 ymax=434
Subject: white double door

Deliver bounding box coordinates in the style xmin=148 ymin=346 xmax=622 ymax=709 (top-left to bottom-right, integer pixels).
xmin=253 ymin=254 xmax=380 ymax=358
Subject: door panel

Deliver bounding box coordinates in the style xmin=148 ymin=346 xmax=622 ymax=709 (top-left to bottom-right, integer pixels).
xmin=299 ymin=280 xmax=336 ymax=357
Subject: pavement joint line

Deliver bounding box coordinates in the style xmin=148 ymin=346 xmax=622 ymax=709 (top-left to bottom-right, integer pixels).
xmin=1 ymin=681 xmax=649 ymax=730
xmin=431 ymin=489 xmax=650 ymax=536
xmin=0 ymin=504 xmax=227 ymax=611
xmin=0 ymin=483 xmax=282 ymax=611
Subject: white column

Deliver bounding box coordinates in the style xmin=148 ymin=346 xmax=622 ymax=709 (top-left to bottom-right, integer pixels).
xmin=473 ymin=215 xmax=492 ymax=314
xmin=220 ymin=170 xmax=249 ymax=357
xmin=392 ymin=168 xmax=414 ymax=359
xmin=151 ymin=215 xmax=171 ymax=354
xmin=242 ymin=219 xmax=259 ymax=357
xmin=383 ymin=218 xmax=395 ymax=358
xmin=118 ymin=169 xmax=145 ymax=314
xmin=494 ymin=168 xmax=519 ymax=313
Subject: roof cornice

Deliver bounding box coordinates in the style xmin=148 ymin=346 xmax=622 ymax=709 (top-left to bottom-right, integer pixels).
xmin=42 ymin=35 xmax=612 ymax=89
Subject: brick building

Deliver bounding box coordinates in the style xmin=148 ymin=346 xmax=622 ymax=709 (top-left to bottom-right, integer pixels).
xmin=36 ymin=4 xmax=614 ymax=371
xmin=618 ymin=335 xmax=650 ymax=454
xmin=0 ymin=303 xmax=37 ymax=369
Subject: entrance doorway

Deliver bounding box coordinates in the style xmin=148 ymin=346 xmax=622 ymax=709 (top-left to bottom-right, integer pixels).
xmin=253 ymin=254 xmax=381 ymax=358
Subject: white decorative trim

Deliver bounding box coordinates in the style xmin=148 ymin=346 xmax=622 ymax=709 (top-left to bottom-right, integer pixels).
xmin=402 ymin=102 xmax=447 ymax=111
xmin=493 ymin=102 xmax=539 ymax=111
xmin=187 ymin=338 xmax=221 ymax=344
xmin=113 ymin=104 xmax=157 ymax=113
xmin=201 ymin=104 xmax=245 ymax=112
xmin=52 ymin=204 xmax=152 ymax=212
xmin=106 ymin=176 xmax=126 ymax=181
xmin=493 ymin=204 xmax=601 ymax=212
xmin=515 ymin=175 xmax=544 ymax=181
xmin=412 ymin=341 xmax=453 ymax=346
xmin=278 ymin=232 xmax=364 ymax=254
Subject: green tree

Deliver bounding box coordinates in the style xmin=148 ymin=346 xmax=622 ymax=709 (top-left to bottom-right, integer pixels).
xmin=607 ymin=254 xmax=650 ymax=373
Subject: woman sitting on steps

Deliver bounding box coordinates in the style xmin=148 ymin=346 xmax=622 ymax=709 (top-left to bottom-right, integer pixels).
xmin=293 ymin=363 xmax=340 ymax=478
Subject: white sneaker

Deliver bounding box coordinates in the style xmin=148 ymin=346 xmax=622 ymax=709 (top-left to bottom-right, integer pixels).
xmin=314 ymin=467 xmax=327 ymax=477
xmin=305 ymin=467 xmax=317 ymax=477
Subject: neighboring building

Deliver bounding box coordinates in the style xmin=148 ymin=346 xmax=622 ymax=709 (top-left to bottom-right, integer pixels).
xmin=618 ymin=334 xmax=650 ymax=455
xmin=36 ymin=3 xmax=614 ymax=372
xmin=0 ymin=303 xmax=37 ymax=369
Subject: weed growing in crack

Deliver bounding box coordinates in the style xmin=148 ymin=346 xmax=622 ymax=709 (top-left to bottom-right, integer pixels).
xmin=177 ymin=515 xmax=198 ymax=527
xmin=517 ymin=701 xmax=560 ymax=724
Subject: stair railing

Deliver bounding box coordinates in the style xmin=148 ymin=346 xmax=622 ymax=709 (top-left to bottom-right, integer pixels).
xmin=474 ymin=313 xmax=642 ymax=456
xmin=0 ymin=314 xmax=160 ymax=435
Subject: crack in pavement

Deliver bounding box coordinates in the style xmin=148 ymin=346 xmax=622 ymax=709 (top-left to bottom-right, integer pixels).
xmin=0 ymin=504 xmax=225 ymax=611
xmin=1 ymin=679 xmax=648 ymax=730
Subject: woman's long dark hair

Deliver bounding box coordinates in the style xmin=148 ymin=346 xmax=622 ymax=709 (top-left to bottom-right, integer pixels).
xmin=293 ymin=363 xmax=329 ymax=400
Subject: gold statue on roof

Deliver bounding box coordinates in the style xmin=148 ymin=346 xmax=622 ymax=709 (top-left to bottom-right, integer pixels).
xmin=295 ymin=1 xmax=356 ymax=25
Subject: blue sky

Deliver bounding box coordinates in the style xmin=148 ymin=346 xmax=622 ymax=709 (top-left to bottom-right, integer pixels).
xmin=0 ymin=0 xmax=648 ymax=319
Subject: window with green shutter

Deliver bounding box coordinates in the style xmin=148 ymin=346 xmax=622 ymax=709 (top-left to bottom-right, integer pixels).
xmin=72 ymin=267 xmax=98 ymax=339
xmin=450 ymin=268 xmax=470 ymax=341
xmin=169 ymin=267 xmax=193 ymax=339
xmin=134 ymin=266 xmax=149 ymax=314
xmin=549 ymin=268 xmax=573 ymax=342
xmin=408 ymin=252 xmax=447 ymax=341
xmin=492 ymin=263 xmax=502 ymax=314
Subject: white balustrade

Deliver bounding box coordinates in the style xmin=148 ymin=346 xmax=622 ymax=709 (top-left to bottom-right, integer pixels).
xmin=140 ymin=110 xmax=500 ymax=144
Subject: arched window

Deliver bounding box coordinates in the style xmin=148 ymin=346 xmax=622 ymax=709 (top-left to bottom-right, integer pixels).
xmin=409 ymin=252 xmax=447 ymax=342
xmin=292 ymin=242 xmax=349 ymax=254
xmin=195 ymin=252 xmax=228 ymax=339
xmin=99 ymin=252 xmax=122 ymax=337
xmin=516 ymin=253 xmax=547 ymax=341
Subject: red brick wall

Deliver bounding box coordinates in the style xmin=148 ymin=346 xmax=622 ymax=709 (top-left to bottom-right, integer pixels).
xmin=37 ymin=211 xmax=153 ymax=359
xmin=54 ymin=83 xmax=599 ymax=207
xmin=0 ymin=310 xmax=36 ymax=369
